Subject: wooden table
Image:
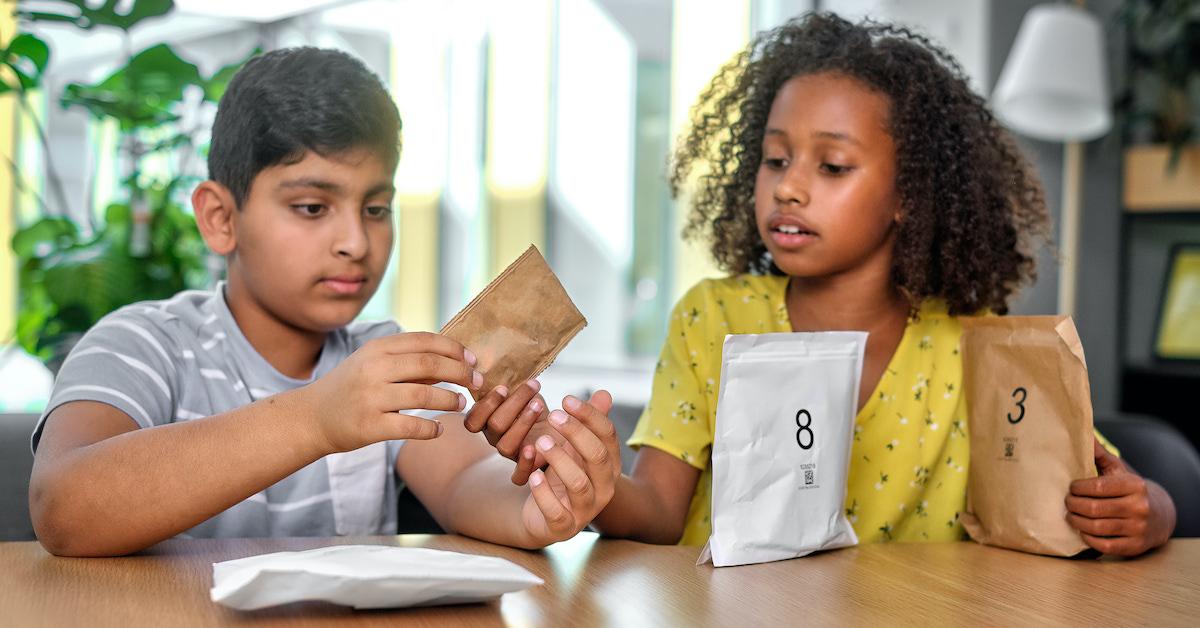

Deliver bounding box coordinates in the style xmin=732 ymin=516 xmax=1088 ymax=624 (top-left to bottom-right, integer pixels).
xmin=1 ymin=534 xmax=1197 ymax=627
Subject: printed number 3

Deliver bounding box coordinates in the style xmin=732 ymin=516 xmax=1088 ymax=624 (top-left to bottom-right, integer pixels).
xmin=795 ymin=409 xmax=814 ymax=449
xmin=1007 ymin=387 xmax=1027 ymax=424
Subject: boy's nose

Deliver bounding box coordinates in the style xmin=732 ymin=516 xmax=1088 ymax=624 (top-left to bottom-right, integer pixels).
xmin=333 ymin=214 xmax=369 ymax=260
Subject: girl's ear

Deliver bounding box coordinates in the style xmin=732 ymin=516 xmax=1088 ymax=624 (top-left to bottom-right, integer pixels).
xmin=192 ymin=181 xmax=238 ymax=256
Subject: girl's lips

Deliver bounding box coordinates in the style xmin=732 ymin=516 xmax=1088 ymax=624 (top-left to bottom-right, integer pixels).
xmin=768 ymin=230 xmax=819 ymax=249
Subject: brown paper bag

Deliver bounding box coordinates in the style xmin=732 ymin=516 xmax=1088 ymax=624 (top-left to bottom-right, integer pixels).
xmin=959 ymin=316 xmax=1096 ymax=556
xmin=441 ymin=245 xmax=586 ymax=401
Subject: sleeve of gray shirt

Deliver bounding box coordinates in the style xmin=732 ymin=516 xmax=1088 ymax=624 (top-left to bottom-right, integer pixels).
xmin=32 ymin=306 xmax=180 ymax=452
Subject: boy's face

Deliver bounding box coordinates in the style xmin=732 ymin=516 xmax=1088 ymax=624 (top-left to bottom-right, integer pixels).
xmin=227 ymin=149 xmax=395 ymax=333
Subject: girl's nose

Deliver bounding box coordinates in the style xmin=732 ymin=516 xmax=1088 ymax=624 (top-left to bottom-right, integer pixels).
xmin=774 ymin=167 xmax=810 ymax=207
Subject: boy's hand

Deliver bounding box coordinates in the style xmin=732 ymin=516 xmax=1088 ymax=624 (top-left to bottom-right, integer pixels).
xmin=303 ymin=332 xmax=482 ymax=454
xmin=1065 ymin=438 xmax=1177 ymax=556
xmin=519 ymin=391 xmax=620 ymax=546
xmin=464 ymin=380 xmax=562 ymax=484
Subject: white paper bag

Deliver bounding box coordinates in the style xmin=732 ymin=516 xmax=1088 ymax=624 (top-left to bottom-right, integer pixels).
xmin=211 ymin=545 xmax=543 ymax=610
xmin=700 ymin=331 xmax=866 ymax=567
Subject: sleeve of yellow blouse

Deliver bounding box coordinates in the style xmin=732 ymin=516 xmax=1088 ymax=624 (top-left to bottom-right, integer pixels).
xmin=627 ymin=284 xmax=713 ymax=471
xmin=1094 ymin=428 xmax=1120 ymax=458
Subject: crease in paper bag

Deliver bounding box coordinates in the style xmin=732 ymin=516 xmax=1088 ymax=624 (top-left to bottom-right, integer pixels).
xmin=441 ymin=246 xmax=587 ymax=400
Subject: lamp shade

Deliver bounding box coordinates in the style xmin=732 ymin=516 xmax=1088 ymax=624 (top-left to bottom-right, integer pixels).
xmin=992 ymin=4 xmax=1111 ymax=142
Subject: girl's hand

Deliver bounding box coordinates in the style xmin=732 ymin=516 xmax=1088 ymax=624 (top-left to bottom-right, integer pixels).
xmin=462 ymin=380 xmax=557 ymax=484
xmin=519 ymin=391 xmax=620 ymax=547
xmin=465 ymin=380 xmax=588 ymax=486
xmin=1065 ymin=438 xmax=1177 ymax=556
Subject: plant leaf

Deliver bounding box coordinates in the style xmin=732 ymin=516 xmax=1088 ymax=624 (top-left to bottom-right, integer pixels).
xmin=1 ymin=33 xmax=51 ymax=91
xmin=60 ymin=43 xmax=201 ymax=129
xmin=18 ymin=0 xmax=174 ymax=32
xmin=203 ymin=48 xmax=260 ymax=102
xmin=11 ymin=217 xmax=79 ymax=258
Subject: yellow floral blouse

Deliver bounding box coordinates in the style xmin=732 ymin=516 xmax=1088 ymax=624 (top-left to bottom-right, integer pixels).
xmin=629 ymin=274 xmax=973 ymax=546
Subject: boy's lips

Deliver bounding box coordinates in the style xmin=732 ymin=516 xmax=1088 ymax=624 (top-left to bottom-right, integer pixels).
xmin=320 ymin=275 xmax=368 ymax=295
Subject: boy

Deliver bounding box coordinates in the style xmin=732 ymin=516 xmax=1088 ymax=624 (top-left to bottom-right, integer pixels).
xmin=28 ymin=47 xmax=620 ymax=556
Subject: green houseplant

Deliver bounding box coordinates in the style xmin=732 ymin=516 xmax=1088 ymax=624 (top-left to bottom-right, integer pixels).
xmin=3 ymin=0 xmax=252 ymax=368
xmin=1115 ymin=0 xmax=1200 ymax=210
xmin=1115 ymin=0 xmax=1200 ymax=155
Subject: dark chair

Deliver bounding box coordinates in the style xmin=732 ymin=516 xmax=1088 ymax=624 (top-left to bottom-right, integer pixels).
xmin=395 ymin=484 xmax=443 ymax=534
xmin=607 ymin=402 xmax=644 ymax=475
xmin=1095 ymin=414 xmax=1200 ymax=538
xmin=0 ymin=414 xmax=38 ymax=541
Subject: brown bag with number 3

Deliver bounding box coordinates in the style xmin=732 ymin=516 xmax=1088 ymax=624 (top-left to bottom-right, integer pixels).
xmin=959 ymin=316 xmax=1096 ymax=556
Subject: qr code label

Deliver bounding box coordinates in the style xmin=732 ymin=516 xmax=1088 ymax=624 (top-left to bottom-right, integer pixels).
xmin=804 ymin=469 xmax=814 ymax=485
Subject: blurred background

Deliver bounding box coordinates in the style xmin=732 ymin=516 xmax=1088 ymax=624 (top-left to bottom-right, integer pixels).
xmin=0 ymin=0 xmax=1197 ymax=452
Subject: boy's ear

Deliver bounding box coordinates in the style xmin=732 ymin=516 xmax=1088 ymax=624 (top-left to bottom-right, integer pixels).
xmin=192 ymin=180 xmax=238 ymax=256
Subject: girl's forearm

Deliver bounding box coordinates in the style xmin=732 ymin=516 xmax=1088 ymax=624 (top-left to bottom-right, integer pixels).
xmin=591 ymin=474 xmax=687 ymax=544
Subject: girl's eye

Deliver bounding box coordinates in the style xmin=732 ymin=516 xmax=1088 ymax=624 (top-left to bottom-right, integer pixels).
xmin=763 ymin=157 xmax=788 ymax=170
xmin=364 ymin=205 xmax=392 ymax=218
xmin=821 ymin=163 xmax=853 ymax=175
xmin=292 ymin=204 xmax=326 ymax=217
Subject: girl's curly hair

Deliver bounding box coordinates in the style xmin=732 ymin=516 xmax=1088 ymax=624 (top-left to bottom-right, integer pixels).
xmin=671 ymin=12 xmax=1049 ymax=315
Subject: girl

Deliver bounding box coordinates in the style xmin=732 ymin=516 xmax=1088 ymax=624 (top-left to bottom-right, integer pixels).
xmin=588 ymin=13 xmax=1175 ymax=556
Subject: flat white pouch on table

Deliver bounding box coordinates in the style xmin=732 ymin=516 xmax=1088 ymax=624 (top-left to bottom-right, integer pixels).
xmin=211 ymin=545 xmax=543 ymax=610
xmin=699 ymin=331 xmax=866 ymax=567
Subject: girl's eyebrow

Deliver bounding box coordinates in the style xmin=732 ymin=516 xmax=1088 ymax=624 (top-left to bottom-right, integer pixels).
xmin=813 ymin=130 xmax=861 ymax=146
xmin=763 ymin=128 xmax=862 ymax=146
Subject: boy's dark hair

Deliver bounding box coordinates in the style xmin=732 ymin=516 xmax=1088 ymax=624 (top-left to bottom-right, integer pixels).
xmin=208 ymin=47 xmax=401 ymax=206
xmin=672 ymin=13 xmax=1049 ymax=315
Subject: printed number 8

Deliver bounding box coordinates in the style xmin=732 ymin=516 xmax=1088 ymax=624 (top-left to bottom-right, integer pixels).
xmin=1007 ymin=387 xmax=1027 ymax=424
xmin=795 ymin=409 xmax=814 ymax=450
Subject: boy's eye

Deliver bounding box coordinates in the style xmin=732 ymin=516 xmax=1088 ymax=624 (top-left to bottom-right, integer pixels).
xmin=762 ymin=157 xmax=788 ymax=170
xmin=820 ymin=163 xmax=853 ymax=175
xmin=364 ymin=205 xmax=392 ymax=218
xmin=292 ymin=204 xmax=326 ymax=217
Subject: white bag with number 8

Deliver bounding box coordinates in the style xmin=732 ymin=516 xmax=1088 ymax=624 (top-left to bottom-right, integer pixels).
xmin=699 ymin=331 xmax=866 ymax=567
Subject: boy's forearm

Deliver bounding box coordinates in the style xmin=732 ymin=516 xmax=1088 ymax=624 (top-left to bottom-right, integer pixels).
xmin=590 ymin=475 xmax=684 ymax=544
xmin=437 ymin=456 xmax=542 ymax=549
xmin=30 ymin=388 xmax=328 ymax=556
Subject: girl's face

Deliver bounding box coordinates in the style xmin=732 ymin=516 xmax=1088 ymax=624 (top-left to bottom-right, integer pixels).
xmin=755 ymin=72 xmax=900 ymax=281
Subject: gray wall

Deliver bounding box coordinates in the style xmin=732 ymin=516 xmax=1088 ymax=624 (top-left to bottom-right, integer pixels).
xmin=988 ymin=0 xmax=1125 ymax=417
xmin=1125 ymin=221 xmax=1200 ymax=366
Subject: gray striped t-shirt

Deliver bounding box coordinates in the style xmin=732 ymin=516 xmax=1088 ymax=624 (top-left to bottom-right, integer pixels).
xmin=32 ymin=283 xmax=411 ymax=538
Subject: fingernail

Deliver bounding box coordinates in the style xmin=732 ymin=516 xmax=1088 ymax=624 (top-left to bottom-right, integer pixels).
xmin=529 ymin=399 xmax=543 ymax=413
xmin=549 ymin=410 xmax=567 ymax=426
xmin=457 ymin=393 xmax=466 ymax=411
xmin=495 ymin=385 xmax=509 ymax=398
xmin=530 ymin=470 xmax=544 ymax=487
xmin=536 ymin=435 xmax=554 ymax=451
xmin=464 ymin=349 xmax=477 ymax=366
xmin=523 ymin=446 xmax=535 ymax=460
xmin=472 ymin=370 xmax=483 ymax=389
xmin=526 ymin=379 xmax=541 ymax=392
xmin=435 ymin=422 xmax=444 ymax=437
xmin=564 ymin=395 xmax=581 ymax=411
